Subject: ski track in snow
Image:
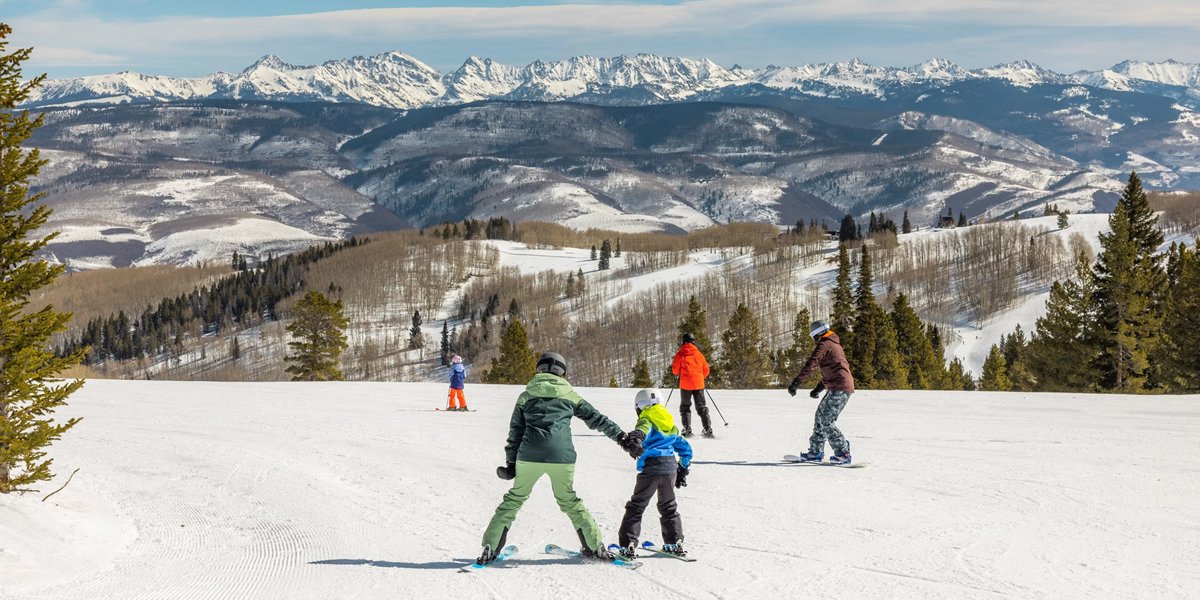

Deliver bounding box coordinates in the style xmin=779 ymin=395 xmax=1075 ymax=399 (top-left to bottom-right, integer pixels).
xmin=5 ymin=381 xmax=1199 ymax=600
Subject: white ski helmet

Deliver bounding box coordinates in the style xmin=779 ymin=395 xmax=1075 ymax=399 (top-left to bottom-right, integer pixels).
xmin=634 ymin=388 xmax=662 ymax=410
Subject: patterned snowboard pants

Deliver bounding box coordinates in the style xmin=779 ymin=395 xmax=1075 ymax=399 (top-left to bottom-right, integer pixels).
xmin=808 ymin=390 xmax=851 ymax=455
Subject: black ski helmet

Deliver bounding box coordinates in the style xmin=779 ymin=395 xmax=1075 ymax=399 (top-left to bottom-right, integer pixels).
xmin=681 ymin=332 xmax=696 ymax=345
xmin=535 ymin=351 xmax=568 ymax=377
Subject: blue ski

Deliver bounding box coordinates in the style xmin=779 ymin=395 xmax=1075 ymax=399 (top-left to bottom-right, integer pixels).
xmin=544 ymin=543 xmax=642 ymax=569
xmin=460 ymin=544 xmax=518 ymax=572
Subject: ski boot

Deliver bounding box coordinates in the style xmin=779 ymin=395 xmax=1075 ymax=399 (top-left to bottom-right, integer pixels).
xmin=475 ymin=546 xmax=498 ymax=566
xmin=576 ymin=529 xmax=616 ymax=561
xmin=661 ymin=542 xmax=688 ymax=558
xmin=701 ymin=429 xmax=715 ymax=439
xmin=616 ymin=544 xmax=638 ymax=560
xmin=796 ymin=451 xmax=824 ymax=463
xmin=682 ymin=428 xmax=694 ymax=438
xmin=829 ymin=451 xmax=852 ymax=465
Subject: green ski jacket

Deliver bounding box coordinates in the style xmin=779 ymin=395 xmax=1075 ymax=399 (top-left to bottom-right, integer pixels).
xmin=505 ymin=373 xmax=624 ymax=464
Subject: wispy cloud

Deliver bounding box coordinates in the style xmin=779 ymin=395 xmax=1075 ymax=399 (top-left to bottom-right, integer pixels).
xmin=9 ymin=0 xmax=1200 ymax=77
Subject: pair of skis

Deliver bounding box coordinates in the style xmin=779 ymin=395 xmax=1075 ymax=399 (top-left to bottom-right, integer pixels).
xmin=608 ymin=540 xmax=697 ymax=562
xmin=463 ymin=541 xmax=693 ymax=571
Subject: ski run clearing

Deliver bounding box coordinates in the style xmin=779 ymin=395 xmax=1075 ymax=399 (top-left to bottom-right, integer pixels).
xmin=4 ymin=380 xmax=1198 ymax=600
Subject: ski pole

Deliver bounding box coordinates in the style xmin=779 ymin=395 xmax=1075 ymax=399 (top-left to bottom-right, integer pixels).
xmin=663 ymin=376 xmax=679 ymax=408
xmin=704 ymin=388 xmax=729 ymax=426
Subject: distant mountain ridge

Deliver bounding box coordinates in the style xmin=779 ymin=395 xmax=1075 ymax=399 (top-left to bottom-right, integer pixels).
xmin=27 ymin=53 xmax=1200 ymax=110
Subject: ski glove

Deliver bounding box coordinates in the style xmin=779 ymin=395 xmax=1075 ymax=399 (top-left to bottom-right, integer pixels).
xmin=810 ymin=383 xmax=825 ymax=399
xmin=617 ymin=430 xmax=645 ymax=459
xmin=787 ymin=377 xmax=801 ymax=396
xmin=675 ymin=465 xmax=689 ymax=488
xmin=496 ymin=462 xmax=516 ymax=480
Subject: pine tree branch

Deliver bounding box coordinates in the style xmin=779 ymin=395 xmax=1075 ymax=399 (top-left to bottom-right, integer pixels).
xmin=41 ymin=467 xmax=79 ymax=502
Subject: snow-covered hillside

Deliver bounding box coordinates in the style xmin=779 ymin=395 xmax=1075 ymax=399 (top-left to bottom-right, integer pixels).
xmin=5 ymin=380 xmax=1197 ymax=600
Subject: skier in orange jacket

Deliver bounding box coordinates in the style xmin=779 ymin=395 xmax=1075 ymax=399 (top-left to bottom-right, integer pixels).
xmin=671 ymin=333 xmax=712 ymax=438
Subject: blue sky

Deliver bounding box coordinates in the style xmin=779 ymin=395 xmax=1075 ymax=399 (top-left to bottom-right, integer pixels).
xmin=6 ymin=1 xmax=1200 ymax=78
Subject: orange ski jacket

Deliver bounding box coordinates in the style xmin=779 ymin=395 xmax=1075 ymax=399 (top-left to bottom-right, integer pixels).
xmin=671 ymin=343 xmax=710 ymax=390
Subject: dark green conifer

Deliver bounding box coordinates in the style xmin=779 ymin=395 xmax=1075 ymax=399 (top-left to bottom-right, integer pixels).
xmin=482 ymin=319 xmax=537 ymax=384
xmin=0 ymin=24 xmax=86 ymax=492
xmin=285 ymin=291 xmax=349 ymax=381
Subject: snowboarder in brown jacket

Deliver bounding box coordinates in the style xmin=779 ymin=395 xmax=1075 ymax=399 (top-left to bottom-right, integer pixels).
xmin=787 ymin=320 xmax=855 ymax=464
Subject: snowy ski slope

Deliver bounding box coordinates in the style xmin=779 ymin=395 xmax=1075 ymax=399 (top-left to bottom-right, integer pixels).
xmin=4 ymin=380 xmax=1198 ymax=600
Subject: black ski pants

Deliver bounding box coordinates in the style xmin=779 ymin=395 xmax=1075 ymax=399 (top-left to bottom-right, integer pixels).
xmin=679 ymin=388 xmax=711 ymax=432
xmin=618 ymin=471 xmax=684 ymax=547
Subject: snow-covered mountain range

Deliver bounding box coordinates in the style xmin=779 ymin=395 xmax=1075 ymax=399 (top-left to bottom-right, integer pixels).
xmin=26 ymin=53 xmax=1200 ymax=110
xmin=22 ymin=52 xmax=1200 ymax=268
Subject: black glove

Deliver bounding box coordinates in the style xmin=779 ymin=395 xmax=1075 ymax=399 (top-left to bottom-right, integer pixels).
xmin=810 ymin=383 xmax=825 ymax=399
xmin=675 ymin=465 xmax=689 ymax=488
xmin=787 ymin=378 xmax=799 ymax=397
xmin=617 ymin=430 xmax=645 ymax=459
xmin=496 ymin=462 xmax=516 ymax=480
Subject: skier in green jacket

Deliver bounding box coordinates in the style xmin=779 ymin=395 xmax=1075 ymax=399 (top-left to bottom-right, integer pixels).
xmin=475 ymin=352 xmax=643 ymax=565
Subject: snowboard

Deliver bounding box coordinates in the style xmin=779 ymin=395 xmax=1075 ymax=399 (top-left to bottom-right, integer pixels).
xmin=782 ymin=454 xmax=867 ymax=468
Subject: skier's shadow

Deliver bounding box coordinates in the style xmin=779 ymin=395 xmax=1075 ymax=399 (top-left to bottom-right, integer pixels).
xmin=309 ymin=557 xmax=580 ymax=570
xmin=691 ymin=460 xmax=785 ymax=467
xmin=310 ymin=558 xmax=467 ymax=569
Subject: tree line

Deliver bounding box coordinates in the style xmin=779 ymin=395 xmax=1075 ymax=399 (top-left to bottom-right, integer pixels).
xmin=979 ymin=173 xmax=1200 ymax=393
xmin=57 ymin=239 xmax=365 ymax=365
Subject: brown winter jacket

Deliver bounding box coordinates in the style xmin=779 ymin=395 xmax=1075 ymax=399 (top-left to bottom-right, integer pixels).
xmin=792 ymin=332 xmax=855 ymax=393
xmin=671 ymin=343 xmax=710 ymax=391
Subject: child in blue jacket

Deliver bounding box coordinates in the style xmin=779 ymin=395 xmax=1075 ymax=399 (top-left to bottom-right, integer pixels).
xmin=616 ymin=388 xmax=693 ymax=558
xmin=447 ymin=355 xmax=468 ymax=410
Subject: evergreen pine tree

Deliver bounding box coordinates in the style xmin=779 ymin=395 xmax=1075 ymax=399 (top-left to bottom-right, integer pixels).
xmin=631 ymin=357 xmax=653 ymax=387
xmin=902 ymin=210 xmax=912 ymax=234
xmin=957 ymin=212 xmax=968 ymax=227
xmin=870 ymin=303 xmax=908 ymax=389
xmin=1159 ymin=243 xmax=1200 ymax=391
xmin=440 ymin=321 xmax=450 ymax=365
xmin=408 ymin=309 xmax=423 ymax=349
xmin=838 ymin=214 xmax=858 ymax=242
xmin=285 ymin=291 xmax=349 ymax=381
xmin=565 ymin=271 xmax=576 ymax=298
xmin=980 ymin=345 xmax=1011 ymax=391
xmin=598 ymin=239 xmax=612 ymax=270
xmin=926 ymin=324 xmax=952 ymax=389
xmin=1026 ymin=258 xmax=1101 ymax=391
xmin=590 ymin=245 xmax=597 ymax=261
xmin=609 ymin=376 xmax=619 ymax=388
xmin=615 ymin=238 xmax=621 ymax=257
xmin=777 ymin=308 xmax=815 ymax=387
xmin=830 ymin=244 xmax=855 ymax=347
xmin=891 ymin=293 xmax=938 ymax=389
xmin=1000 ymin=325 xmax=1034 ymax=391
xmin=229 ymin=336 xmax=241 ymax=361
xmin=575 ymin=268 xmax=586 ymax=297
xmin=1058 ymin=210 xmax=1070 ymax=229
xmin=1091 ymin=172 xmax=1167 ymax=391
xmin=849 ymin=244 xmax=877 ymax=386
xmin=0 ymin=25 xmax=86 ymax=492
xmin=482 ymin=319 xmax=537 ymax=384
xmin=946 ymin=358 xmax=976 ymax=390
xmin=717 ymin=303 xmax=769 ymax=389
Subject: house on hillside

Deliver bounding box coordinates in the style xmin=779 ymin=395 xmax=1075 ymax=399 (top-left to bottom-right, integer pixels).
xmin=938 ymin=214 xmax=956 ymax=228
